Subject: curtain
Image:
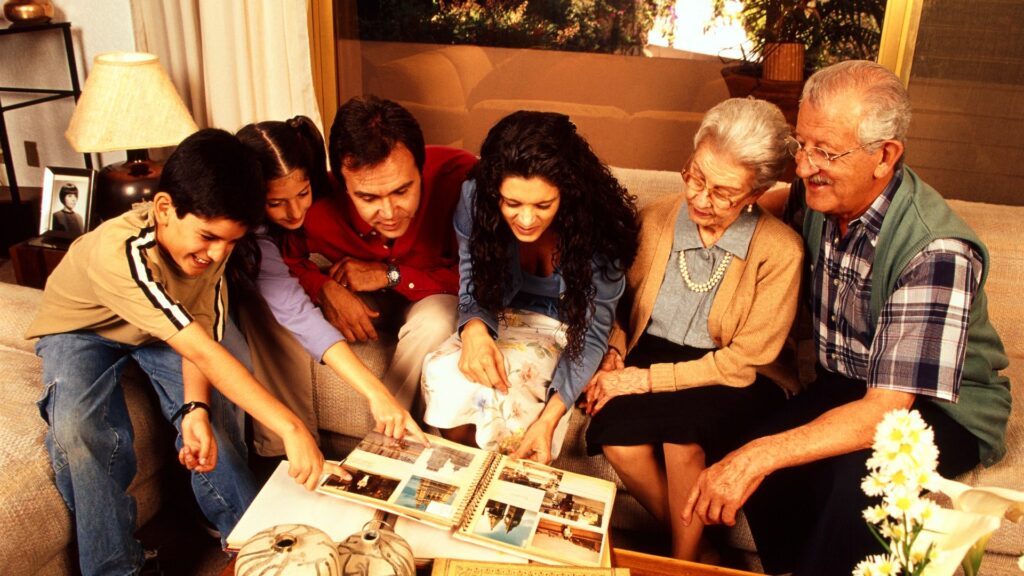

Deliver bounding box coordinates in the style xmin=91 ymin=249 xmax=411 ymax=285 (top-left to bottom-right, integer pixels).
xmin=130 ymin=0 xmax=324 ymax=135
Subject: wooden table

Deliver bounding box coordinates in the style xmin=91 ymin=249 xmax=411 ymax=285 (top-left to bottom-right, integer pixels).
xmin=9 ymin=235 xmax=69 ymax=288
xmin=220 ymin=548 xmax=761 ymax=575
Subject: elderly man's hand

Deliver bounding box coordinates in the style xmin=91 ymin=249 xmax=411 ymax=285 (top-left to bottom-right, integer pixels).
xmin=682 ymin=446 xmax=766 ymax=527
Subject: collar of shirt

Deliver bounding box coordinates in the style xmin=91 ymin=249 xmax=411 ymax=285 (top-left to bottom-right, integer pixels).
xmin=675 ymin=204 xmax=759 ymax=259
xmin=341 ymin=197 xmax=381 ymax=240
xmin=833 ymin=167 xmax=904 ymax=244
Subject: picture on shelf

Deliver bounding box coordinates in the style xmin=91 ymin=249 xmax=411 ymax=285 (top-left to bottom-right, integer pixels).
xmin=39 ymin=166 xmax=94 ymax=240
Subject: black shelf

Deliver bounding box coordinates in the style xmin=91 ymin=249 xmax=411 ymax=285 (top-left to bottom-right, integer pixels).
xmin=0 ymin=21 xmax=92 ymax=205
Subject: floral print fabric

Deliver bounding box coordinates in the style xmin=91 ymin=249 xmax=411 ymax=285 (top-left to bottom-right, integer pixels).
xmin=422 ymin=309 xmax=573 ymax=458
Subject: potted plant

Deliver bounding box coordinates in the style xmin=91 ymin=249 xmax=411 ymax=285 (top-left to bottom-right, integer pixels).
xmin=715 ymin=0 xmax=886 ymax=82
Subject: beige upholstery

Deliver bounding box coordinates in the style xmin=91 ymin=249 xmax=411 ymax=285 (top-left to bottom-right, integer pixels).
xmin=360 ymin=41 xmax=730 ymax=170
xmin=0 ymin=282 xmax=172 ymax=576
xmin=1 ymin=170 xmax=1020 ymax=574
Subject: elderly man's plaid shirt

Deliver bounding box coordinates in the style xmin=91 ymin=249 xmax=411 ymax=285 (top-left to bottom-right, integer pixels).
xmin=809 ymin=170 xmax=982 ymax=401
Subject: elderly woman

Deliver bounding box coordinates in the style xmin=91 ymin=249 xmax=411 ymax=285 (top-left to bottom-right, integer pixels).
xmin=582 ymin=98 xmax=803 ymax=560
xmin=422 ymin=110 xmax=639 ymax=463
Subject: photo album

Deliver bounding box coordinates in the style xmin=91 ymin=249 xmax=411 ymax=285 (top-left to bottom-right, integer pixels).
xmin=316 ymin=431 xmax=617 ymax=567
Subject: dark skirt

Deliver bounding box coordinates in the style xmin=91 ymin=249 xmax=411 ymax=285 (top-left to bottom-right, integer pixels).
xmin=585 ymin=332 xmax=786 ymax=460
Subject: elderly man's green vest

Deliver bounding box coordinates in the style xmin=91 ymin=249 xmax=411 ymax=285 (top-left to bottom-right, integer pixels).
xmin=800 ymin=167 xmax=1011 ymax=466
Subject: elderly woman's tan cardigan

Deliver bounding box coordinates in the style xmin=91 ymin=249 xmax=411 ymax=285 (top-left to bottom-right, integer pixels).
xmin=607 ymin=192 xmax=805 ymax=395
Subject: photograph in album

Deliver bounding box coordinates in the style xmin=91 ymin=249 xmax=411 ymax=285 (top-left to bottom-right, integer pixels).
xmin=315 ymin=431 xmax=617 ymax=567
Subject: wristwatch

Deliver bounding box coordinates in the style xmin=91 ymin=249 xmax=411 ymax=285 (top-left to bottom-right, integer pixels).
xmin=385 ymin=262 xmax=401 ymax=289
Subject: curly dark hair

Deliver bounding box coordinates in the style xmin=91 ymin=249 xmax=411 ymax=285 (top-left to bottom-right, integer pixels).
xmin=470 ymin=110 xmax=639 ymax=362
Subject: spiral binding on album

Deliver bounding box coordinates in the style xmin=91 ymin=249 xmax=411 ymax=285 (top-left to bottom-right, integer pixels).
xmin=455 ymin=451 xmax=502 ymax=533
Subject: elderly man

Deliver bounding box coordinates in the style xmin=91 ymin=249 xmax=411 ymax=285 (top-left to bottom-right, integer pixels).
xmin=286 ymin=96 xmax=476 ymax=414
xmin=683 ymin=60 xmax=1012 ymax=575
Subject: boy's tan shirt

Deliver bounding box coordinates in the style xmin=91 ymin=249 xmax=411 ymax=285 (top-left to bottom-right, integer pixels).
xmin=26 ymin=203 xmax=227 ymax=345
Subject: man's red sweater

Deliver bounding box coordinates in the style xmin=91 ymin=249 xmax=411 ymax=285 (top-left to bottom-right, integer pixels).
xmin=283 ymin=145 xmax=477 ymax=302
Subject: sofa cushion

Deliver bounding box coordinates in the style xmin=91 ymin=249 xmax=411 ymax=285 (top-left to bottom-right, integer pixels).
xmin=0 ymin=282 xmax=176 ymax=575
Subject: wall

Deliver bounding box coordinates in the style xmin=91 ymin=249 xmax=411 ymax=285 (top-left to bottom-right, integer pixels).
xmin=904 ymin=0 xmax=1024 ymax=206
xmin=0 ymin=0 xmax=135 ymax=195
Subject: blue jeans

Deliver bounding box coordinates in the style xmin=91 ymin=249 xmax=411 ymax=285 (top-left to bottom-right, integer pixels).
xmin=36 ymin=331 xmax=258 ymax=576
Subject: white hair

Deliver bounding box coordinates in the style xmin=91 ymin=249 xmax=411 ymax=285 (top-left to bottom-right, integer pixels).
xmin=802 ymin=60 xmax=912 ymax=149
xmin=693 ymin=97 xmax=790 ymax=192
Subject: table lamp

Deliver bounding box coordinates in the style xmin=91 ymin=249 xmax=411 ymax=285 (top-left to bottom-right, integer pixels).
xmin=65 ymin=52 xmax=198 ymax=227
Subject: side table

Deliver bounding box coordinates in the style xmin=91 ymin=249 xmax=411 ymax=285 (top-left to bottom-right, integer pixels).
xmin=9 ymin=235 xmax=69 ymax=288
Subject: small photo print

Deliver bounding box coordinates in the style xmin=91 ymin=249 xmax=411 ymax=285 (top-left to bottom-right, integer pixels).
xmin=540 ymin=490 xmax=606 ymax=527
xmin=38 ymin=166 xmax=94 ymax=239
xmin=394 ymin=476 xmax=459 ymax=516
xmin=423 ymin=444 xmax=476 ymax=474
xmin=498 ymin=460 xmax=563 ymax=492
xmin=531 ymin=518 xmax=602 ymax=565
xmin=472 ymin=499 xmax=538 ymax=548
xmin=321 ymin=466 xmax=400 ymax=501
xmin=355 ymin=430 xmax=426 ymax=464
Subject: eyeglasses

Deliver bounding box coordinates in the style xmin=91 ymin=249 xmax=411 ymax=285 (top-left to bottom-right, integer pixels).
xmin=785 ymin=137 xmax=884 ymax=170
xmin=680 ymin=167 xmax=751 ymax=210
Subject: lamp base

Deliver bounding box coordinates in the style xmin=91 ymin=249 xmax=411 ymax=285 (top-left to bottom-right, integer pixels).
xmin=91 ymin=157 xmax=162 ymax=229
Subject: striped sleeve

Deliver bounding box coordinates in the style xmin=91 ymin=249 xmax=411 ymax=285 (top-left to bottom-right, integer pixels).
xmin=124 ymin=227 xmax=193 ymax=331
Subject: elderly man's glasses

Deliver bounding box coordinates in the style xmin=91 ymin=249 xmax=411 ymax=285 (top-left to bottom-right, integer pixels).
xmin=785 ymin=136 xmax=883 ymax=170
xmin=681 ymin=168 xmax=751 ymax=210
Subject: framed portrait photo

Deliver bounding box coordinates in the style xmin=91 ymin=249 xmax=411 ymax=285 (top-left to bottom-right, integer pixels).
xmin=39 ymin=166 xmax=95 ymax=240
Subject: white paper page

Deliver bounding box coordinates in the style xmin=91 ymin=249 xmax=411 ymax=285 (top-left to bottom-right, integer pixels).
xmin=228 ymin=461 xmax=523 ymax=563
xmin=392 ymin=516 xmax=526 ymax=563
xmin=227 ymin=461 xmax=376 ymax=549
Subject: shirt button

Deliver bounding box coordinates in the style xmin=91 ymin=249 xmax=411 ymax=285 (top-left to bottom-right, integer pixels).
xmin=830 ymin=314 xmax=836 ymax=322
xmin=832 ymin=279 xmax=839 ymax=286
xmin=407 ymin=282 xmax=415 ymax=289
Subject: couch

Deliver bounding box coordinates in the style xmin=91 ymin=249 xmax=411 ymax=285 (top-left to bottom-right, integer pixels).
xmin=359 ymin=41 xmax=730 ymax=172
xmin=2 ymin=166 xmax=1021 ymax=574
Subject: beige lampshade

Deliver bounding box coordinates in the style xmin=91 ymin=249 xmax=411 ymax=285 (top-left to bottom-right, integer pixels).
xmin=66 ymin=52 xmax=198 ymax=153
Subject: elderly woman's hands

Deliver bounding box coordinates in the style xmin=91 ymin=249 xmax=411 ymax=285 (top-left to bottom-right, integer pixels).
xmin=582 ymin=365 xmax=651 ymax=415
xmin=458 ymin=319 xmax=510 ymax=394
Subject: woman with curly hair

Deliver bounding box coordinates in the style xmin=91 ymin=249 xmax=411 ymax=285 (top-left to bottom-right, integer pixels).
xmin=421 ymin=110 xmax=639 ymax=463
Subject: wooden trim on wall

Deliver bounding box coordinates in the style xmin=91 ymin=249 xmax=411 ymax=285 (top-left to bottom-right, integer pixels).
xmin=308 ymin=0 xmax=338 ymax=133
xmin=877 ymin=0 xmax=924 ymax=85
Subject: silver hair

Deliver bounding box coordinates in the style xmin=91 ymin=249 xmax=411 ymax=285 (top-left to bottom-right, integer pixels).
xmin=693 ymin=97 xmax=790 ymax=192
xmin=802 ymin=60 xmax=912 ymax=149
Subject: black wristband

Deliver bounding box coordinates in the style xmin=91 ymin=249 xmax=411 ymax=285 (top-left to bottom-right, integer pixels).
xmin=171 ymin=400 xmax=210 ymax=423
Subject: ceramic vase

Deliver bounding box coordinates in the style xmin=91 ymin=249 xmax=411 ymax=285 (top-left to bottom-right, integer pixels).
xmin=235 ymin=523 xmax=341 ymax=576
xmin=336 ymin=521 xmax=416 ymax=576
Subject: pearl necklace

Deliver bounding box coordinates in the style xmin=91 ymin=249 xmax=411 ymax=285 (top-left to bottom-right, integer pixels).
xmin=678 ymin=250 xmax=732 ymax=292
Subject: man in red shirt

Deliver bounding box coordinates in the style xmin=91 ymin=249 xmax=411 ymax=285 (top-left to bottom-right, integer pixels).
xmin=285 ymin=96 xmax=477 ymax=413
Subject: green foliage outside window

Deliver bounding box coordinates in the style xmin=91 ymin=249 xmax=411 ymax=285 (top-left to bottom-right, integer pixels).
xmin=355 ymin=0 xmax=676 ymax=55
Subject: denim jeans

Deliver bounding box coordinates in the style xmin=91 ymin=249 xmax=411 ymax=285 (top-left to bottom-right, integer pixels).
xmin=36 ymin=330 xmax=258 ymax=576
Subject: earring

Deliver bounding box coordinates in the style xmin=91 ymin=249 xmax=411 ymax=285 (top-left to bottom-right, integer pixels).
xmin=746 ymin=203 xmax=754 ymax=213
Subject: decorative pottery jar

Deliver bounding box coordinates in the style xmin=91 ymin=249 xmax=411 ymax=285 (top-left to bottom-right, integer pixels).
xmin=336 ymin=521 xmax=416 ymax=576
xmin=235 ymin=523 xmax=341 ymax=576
xmin=3 ymin=0 xmax=54 ymax=23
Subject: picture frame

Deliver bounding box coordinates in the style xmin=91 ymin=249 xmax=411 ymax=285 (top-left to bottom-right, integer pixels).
xmin=39 ymin=166 xmax=95 ymax=240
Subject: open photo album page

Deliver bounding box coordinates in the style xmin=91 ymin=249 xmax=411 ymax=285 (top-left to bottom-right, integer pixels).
xmin=457 ymin=457 xmax=616 ymax=567
xmin=317 ymin=431 xmax=491 ymax=528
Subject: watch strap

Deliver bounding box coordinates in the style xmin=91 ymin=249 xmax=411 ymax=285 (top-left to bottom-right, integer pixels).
xmin=171 ymin=400 xmax=211 ymax=423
